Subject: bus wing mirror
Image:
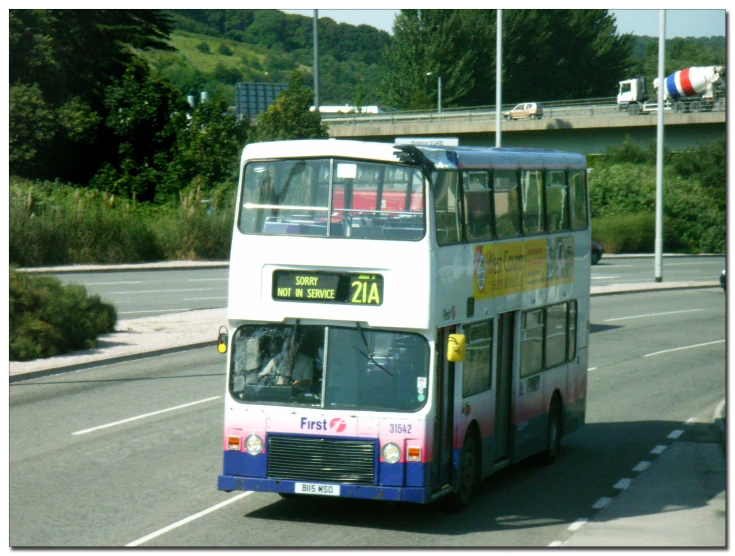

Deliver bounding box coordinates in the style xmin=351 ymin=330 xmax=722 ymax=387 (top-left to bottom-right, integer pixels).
xmin=217 ymin=326 xmax=228 ymax=354
xmin=447 ymin=334 xmax=466 ymax=362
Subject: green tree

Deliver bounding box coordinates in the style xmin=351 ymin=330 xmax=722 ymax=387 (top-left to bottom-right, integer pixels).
xmin=95 ymin=62 xmax=189 ymax=201
xmin=9 ymin=83 xmax=57 ymax=175
xmin=380 ymin=9 xmax=634 ymax=109
xmin=9 ymin=9 xmax=175 ymax=183
xmin=251 ymin=71 xmax=328 ymax=142
xmin=166 ymin=95 xmax=250 ymax=196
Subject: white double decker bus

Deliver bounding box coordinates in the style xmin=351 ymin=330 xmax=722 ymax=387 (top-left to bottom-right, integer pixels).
xmin=217 ymin=139 xmax=590 ymax=510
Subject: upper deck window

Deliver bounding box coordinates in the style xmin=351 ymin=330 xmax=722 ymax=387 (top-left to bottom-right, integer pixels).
xmin=238 ymin=158 xmax=425 ymax=240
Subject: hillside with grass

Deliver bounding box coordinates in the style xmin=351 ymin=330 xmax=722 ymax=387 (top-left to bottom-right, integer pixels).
xmin=142 ymin=9 xmax=390 ymax=107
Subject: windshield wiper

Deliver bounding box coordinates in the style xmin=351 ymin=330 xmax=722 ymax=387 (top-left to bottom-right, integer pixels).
xmin=355 ymin=322 xmax=393 ymax=376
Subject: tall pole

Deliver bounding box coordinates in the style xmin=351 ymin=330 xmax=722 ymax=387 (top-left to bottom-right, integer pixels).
xmin=496 ymin=9 xmax=502 ymax=147
xmin=654 ymin=10 xmax=665 ymax=282
xmin=438 ymin=76 xmax=442 ymax=114
xmin=313 ymin=10 xmax=319 ymax=112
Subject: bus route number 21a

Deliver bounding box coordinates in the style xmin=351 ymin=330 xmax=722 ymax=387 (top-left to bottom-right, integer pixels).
xmin=350 ymin=275 xmax=382 ymax=305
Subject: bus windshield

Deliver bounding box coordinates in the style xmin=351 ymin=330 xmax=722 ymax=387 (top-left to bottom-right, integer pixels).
xmin=238 ymin=159 xmax=425 ymax=240
xmin=229 ymin=324 xmax=429 ymax=412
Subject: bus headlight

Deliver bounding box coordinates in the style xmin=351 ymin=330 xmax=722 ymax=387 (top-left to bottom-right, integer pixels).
xmin=245 ymin=434 xmax=263 ymax=455
xmin=382 ymin=442 xmax=401 ymax=463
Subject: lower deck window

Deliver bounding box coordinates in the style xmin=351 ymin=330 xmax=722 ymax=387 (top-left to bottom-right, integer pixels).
xmin=229 ymin=324 xmax=429 ymax=412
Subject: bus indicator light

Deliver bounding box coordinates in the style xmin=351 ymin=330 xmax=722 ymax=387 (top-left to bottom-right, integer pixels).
xmin=227 ymin=436 xmax=241 ymax=451
xmin=406 ymin=446 xmax=422 ymax=462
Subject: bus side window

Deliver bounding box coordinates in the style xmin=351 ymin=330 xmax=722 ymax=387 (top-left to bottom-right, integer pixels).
xmin=521 ymin=170 xmax=544 ymax=236
xmin=493 ymin=170 xmax=521 ymax=239
xmin=568 ymin=170 xmax=588 ymax=230
xmin=544 ymin=304 xmax=567 ymax=368
xmin=567 ymin=301 xmax=577 ymax=361
xmin=546 ymin=170 xmax=569 ymax=232
xmin=462 ymin=171 xmax=493 ymax=243
xmin=520 ymin=309 xmax=544 ymax=377
xmin=463 ymin=320 xmax=493 ymax=398
xmin=433 ymin=171 xmax=461 ymax=246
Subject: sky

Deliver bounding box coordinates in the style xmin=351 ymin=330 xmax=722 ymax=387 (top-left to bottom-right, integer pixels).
xmin=281 ymin=9 xmax=726 ymax=38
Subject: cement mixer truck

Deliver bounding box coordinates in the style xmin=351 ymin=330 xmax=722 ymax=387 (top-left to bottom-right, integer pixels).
xmin=617 ymin=65 xmax=725 ymax=115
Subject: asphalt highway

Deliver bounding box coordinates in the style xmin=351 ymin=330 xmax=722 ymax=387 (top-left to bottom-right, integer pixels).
xmin=26 ymin=255 xmax=725 ymax=319
xmin=9 ymin=287 xmax=726 ymax=547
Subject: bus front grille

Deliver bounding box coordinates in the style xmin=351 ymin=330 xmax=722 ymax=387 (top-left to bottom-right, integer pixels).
xmin=267 ymin=435 xmax=376 ymax=485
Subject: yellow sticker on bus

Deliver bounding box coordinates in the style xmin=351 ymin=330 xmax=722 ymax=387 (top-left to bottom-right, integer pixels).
xmin=473 ymin=237 xmax=574 ymax=300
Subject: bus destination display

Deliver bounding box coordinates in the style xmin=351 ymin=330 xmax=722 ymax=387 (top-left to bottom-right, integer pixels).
xmin=273 ymin=271 xmax=383 ymax=305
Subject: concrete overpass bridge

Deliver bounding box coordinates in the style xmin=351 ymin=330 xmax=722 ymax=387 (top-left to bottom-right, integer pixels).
xmin=323 ymin=103 xmax=725 ymax=154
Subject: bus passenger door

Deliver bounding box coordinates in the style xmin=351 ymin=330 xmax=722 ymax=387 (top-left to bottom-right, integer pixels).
xmin=433 ymin=326 xmax=456 ymax=490
xmin=495 ymin=312 xmax=514 ymax=462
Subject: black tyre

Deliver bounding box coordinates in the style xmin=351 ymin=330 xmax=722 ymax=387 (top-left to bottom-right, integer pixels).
xmin=443 ymin=433 xmax=479 ymax=512
xmin=691 ymin=101 xmax=703 ymax=113
xmin=673 ymin=101 xmax=685 ymax=113
xmin=591 ymin=250 xmax=601 ymax=265
xmin=543 ymin=397 xmax=562 ymax=465
xmin=530 ymin=114 xmax=538 ymax=120
xmin=629 ymin=103 xmax=640 ymax=116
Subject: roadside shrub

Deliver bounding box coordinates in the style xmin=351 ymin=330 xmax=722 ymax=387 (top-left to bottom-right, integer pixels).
xmin=9 ymin=180 xmax=163 ymax=267
xmin=589 ymin=137 xmax=726 ymax=254
xmin=591 ymin=213 xmax=685 ymax=254
xmin=196 ymin=41 xmax=211 ymax=54
xmin=9 ymin=269 xmax=117 ymax=361
xmin=153 ymin=203 xmax=234 ymax=261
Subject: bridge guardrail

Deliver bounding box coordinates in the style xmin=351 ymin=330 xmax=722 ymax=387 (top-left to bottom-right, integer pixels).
xmin=322 ymin=97 xmax=726 ymax=127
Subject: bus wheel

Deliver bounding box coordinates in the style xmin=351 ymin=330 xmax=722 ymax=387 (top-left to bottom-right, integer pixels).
xmin=443 ymin=433 xmax=479 ymax=512
xmin=543 ymin=397 xmax=562 ymax=465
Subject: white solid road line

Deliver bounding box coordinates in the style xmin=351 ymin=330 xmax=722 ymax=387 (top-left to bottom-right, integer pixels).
xmin=644 ymin=339 xmax=725 ymax=357
xmin=111 ymin=288 xmax=213 ymax=295
xmin=126 ymin=491 xmax=254 ymax=546
xmin=85 ymin=281 xmax=144 ymax=286
xmin=118 ymin=308 xmax=192 ymax=315
xmin=72 ymin=396 xmax=221 ymax=435
xmin=604 ymin=308 xmax=704 ymax=322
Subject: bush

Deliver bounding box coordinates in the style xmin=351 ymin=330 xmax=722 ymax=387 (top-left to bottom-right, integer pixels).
xmin=9 ymin=178 xmax=235 ymax=267
xmin=152 ymin=188 xmax=234 ymax=260
xmin=9 ymin=269 xmax=117 ymax=361
xmin=591 ymin=213 xmax=685 ymax=254
xmin=217 ymin=43 xmax=233 ymax=56
xmin=9 ymin=180 xmax=163 ymax=267
xmin=589 ymin=137 xmax=726 ymax=254
xmin=196 ymin=41 xmax=211 ymax=54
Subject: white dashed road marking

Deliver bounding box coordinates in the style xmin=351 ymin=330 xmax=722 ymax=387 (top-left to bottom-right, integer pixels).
xmin=644 ymin=339 xmax=725 ymax=357
xmin=568 ymin=519 xmax=588 ymax=532
xmin=632 ymin=461 xmax=651 ymax=472
xmin=126 ymin=491 xmax=254 ymax=546
xmin=72 ymin=396 xmax=221 ymax=435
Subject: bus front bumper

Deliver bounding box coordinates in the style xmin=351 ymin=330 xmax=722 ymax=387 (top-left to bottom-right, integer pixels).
xmin=218 ymin=474 xmax=433 ymax=504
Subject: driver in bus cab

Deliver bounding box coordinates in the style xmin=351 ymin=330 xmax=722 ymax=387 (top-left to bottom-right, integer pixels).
xmin=257 ymin=332 xmax=317 ymax=392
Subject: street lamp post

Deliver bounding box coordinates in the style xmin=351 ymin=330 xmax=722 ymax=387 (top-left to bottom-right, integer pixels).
xmin=426 ymin=72 xmax=442 ymax=114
